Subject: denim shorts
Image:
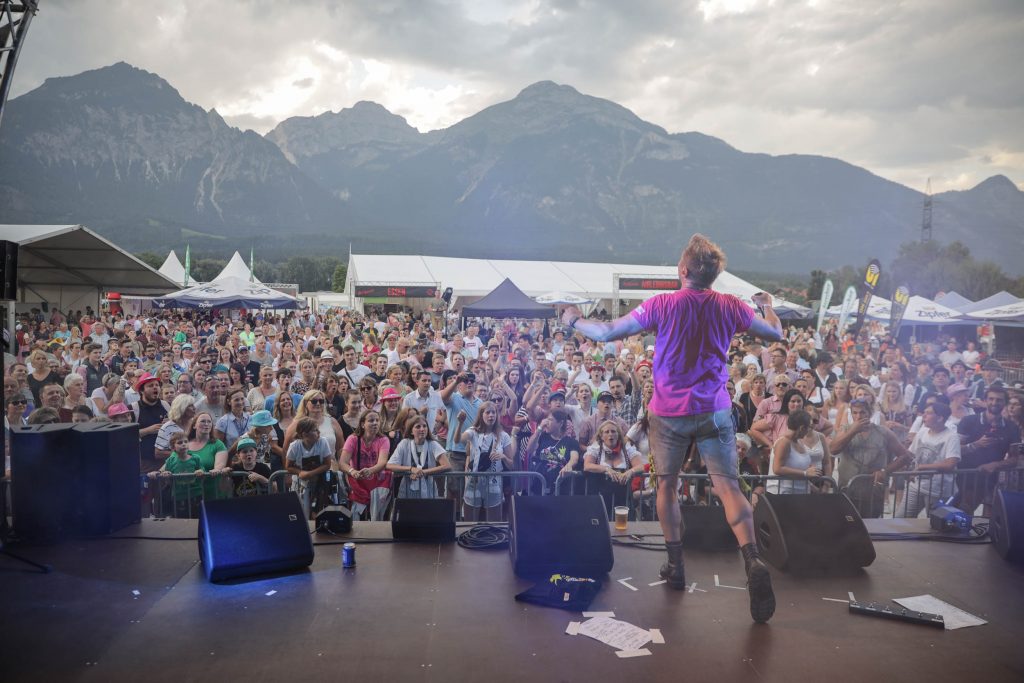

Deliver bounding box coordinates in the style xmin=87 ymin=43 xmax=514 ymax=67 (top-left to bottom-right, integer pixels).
xmin=648 ymin=409 xmax=738 ymax=480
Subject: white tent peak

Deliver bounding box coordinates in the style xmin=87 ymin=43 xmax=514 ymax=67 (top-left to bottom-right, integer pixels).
xmin=214 ymin=251 xmax=260 ymax=283
xmin=158 ymin=250 xmax=194 ymax=287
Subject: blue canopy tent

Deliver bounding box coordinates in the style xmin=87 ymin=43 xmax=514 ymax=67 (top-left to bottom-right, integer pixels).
xmin=152 ymin=276 xmax=301 ymax=310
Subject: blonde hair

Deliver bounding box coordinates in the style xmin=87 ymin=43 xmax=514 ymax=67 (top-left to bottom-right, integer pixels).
xmin=679 ymin=233 xmax=726 ymax=287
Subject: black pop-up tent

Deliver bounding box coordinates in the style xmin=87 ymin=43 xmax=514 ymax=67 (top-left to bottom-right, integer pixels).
xmin=462 ymin=278 xmax=556 ymax=319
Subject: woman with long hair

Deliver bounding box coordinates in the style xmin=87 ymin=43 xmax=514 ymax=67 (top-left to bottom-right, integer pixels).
xmin=772 ymin=409 xmax=832 ymax=494
xmin=378 ymin=387 xmax=407 ymax=452
xmin=271 ymin=390 xmax=296 ymax=446
xmin=386 ymin=414 xmax=451 ymax=499
xmin=455 ymin=402 xmax=514 ymax=521
xmin=285 ymin=389 xmax=346 ymax=460
xmin=339 ymin=410 xmax=392 ymax=519
xmin=188 ymin=411 xmax=230 ymax=498
xmin=750 ymin=389 xmax=807 ymax=468
xmin=825 ymin=379 xmax=851 ymax=424
xmin=584 ymin=419 xmax=645 ymax=516
xmin=879 ymin=380 xmax=911 ymax=441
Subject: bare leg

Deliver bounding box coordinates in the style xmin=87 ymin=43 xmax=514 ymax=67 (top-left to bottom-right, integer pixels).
xmin=710 ymin=473 xmax=755 ymax=547
xmin=656 ymin=474 xmax=682 ymax=542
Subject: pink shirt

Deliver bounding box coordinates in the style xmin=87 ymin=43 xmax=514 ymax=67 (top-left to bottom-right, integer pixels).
xmin=631 ymin=288 xmax=754 ymax=417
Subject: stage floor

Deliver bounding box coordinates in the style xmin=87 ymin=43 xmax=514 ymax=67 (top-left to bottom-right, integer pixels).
xmin=1 ymin=518 xmax=1022 ymax=682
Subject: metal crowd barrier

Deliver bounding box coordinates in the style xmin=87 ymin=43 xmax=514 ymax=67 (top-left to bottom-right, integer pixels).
xmin=842 ymin=467 xmax=1024 ymax=519
xmin=389 ymin=471 xmax=547 ymax=523
xmin=147 ymin=470 xmax=291 ymax=519
xmin=554 ymin=471 xmax=838 ymax=522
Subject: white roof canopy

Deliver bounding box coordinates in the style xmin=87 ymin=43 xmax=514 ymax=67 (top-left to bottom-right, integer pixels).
xmin=347 ymin=253 xmax=807 ymax=313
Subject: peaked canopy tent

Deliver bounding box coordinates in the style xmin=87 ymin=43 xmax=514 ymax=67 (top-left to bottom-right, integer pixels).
xmin=213 ymin=251 xmax=261 ymax=284
xmin=151 ymin=276 xmax=300 ymax=310
xmin=0 ymin=224 xmax=179 ymax=326
xmin=462 ymin=278 xmax=556 ymax=318
xmin=934 ymin=291 xmax=974 ymax=311
xmin=158 ymin=250 xmax=195 ymax=287
xmin=956 ymin=291 xmax=1020 ymax=316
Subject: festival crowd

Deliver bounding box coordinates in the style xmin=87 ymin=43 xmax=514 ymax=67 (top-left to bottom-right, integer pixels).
xmin=3 ymin=302 xmax=1022 ymax=521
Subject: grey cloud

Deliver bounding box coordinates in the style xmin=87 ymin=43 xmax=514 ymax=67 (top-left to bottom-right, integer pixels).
xmin=8 ymin=0 xmax=1022 ymax=190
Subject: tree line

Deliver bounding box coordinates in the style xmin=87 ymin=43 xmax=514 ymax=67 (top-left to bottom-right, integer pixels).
xmin=135 ymin=252 xmax=347 ymax=293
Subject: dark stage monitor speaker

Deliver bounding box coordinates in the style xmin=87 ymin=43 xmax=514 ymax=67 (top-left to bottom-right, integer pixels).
xmin=391 ymin=498 xmax=456 ymax=542
xmin=72 ymin=422 xmax=140 ymax=535
xmin=681 ymin=504 xmax=737 ymax=551
xmin=753 ymin=492 xmax=875 ymax=573
xmin=1 ymin=239 xmax=17 ymax=300
xmin=10 ymin=423 xmax=76 ymax=543
xmin=509 ymin=495 xmax=614 ymax=578
xmin=991 ymin=489 xmax=1024 ymax=564
xmin=198 ymin=493 xmax=314 ymax=582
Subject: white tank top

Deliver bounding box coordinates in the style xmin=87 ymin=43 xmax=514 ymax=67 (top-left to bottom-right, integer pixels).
xmin=319 ymin=415 xmax=337 ymax=454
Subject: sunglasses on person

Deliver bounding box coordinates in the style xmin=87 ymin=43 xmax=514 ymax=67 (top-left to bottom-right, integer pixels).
xmin=359 ymin=386 xmax=375 ymax=392
xmin=9 ymin=398 xmax=27 ymax=406
xmin=308 ymin=398 xmax=325 ymax=405
xmin=775 ymin=382 xmax=790 ymax=388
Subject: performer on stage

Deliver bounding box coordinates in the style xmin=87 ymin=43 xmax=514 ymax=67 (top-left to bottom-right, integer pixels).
xmin=560 ymin=234 xmax=783 ymax=623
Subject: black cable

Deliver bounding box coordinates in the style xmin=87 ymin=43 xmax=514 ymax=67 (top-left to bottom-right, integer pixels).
xmin=611 ymin=533 xmax=667 ymax=551
xmin=457 ymin=524 xmax=509 ymax=550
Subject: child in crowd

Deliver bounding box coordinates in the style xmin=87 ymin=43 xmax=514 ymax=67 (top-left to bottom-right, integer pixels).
xmin=231 ymin=437 xmax=271 ymax=497
xmin=149 ymin=431 xmax=204 ymax=517
xmin=286 ymin=416 xmax=334 ymax=518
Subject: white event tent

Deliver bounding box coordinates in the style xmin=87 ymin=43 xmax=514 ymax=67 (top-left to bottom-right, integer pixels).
xmin=158 ymin=251 xmax=195 ymax=287
xmin=826 ymin=294 xmax=970 ymax=326
xmin=345 ymin=254 xmax=810 ymax=316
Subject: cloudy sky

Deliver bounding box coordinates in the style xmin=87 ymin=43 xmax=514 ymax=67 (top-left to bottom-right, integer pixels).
xmin=12 ymin=0 xmax=1024 ymax=192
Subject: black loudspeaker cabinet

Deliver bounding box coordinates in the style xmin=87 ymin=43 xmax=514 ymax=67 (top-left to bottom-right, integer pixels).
xmin=753 ymin=492 xmax=875 ymax=573
xmin=510 ymin=495 xmax=614 ymax=578
xmin=681 ymin=504 xmax=737 ymax=551
xmin=1 ymin=239 xmax=17 ymax=300
xmin=199 ymin=493 xmax=314 ymax=582
xmin=10 ymin=424 xmax=76 ymax=543
xmin=72 ymin=422 xmax=140 ymax=535
xmin=391 ymin=498 xmax=456 ymax=542
xmin=992 ymin=489 xmax=1024 ymax=564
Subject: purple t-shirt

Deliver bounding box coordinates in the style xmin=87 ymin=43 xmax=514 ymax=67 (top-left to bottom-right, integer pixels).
xmin=631 ymin=288 xmax=754 ymax=417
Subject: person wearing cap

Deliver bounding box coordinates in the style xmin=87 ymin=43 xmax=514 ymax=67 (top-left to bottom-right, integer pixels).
xmin=132 ymin=372 xmax=170 ymax=471
xmin=105 ymin=401 xmax=132 ymax=423
xmin=235 ymin=346 xmax=261 ymax=386
xmin=525 ymin=407 xmax=581 ymax=494
xmin=969 ymin=359 xmax=1004 ymax=410
xmin=938 ymin=339 xmax=963 ymax=369
xmin=229 ymin=410 xmax=282 ymax=471
xmin=945 ymin=383 xmax=973 ymax=429
xmin=378 ymin=386 xmax=406 ymax=450
xmin=230 ymin=437 xmax=271 ymax=497
xmin=576 ymin=391 xmax=628 ymax=448
xmin=440 ymin=371 xmax=483 ymax=499
xmin=560 ymin=234 xmax=783 ymax=622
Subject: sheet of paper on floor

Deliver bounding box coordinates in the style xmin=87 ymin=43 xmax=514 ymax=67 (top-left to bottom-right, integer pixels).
xmin=577 ymin=616 xmax=652 ymax=651
xmin=893 ymin=595 xmax=987 ymax=630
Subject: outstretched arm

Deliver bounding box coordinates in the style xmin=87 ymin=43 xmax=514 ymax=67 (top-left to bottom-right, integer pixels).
xmin=561 ymin=306 xmax=644 ymax=343
xmin=745 ymin=293 xmax=784 ymax=343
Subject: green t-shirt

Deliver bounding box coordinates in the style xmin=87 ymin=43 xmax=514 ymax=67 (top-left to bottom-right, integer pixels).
xmin=163 ymin=453 xmax=203 ymax=498
xmin=173 ymin=331 xmax=187 ymax=344
xmin=189 ymin=439 xmax=228 ymax=498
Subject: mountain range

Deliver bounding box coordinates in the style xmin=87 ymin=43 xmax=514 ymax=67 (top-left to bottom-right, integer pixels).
xmin=0 ymin=62 xmax=1021 ymax=274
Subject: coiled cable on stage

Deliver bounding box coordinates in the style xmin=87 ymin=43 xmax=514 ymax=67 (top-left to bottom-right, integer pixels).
xmin=457 ymin=524 xmax=510 ymax=550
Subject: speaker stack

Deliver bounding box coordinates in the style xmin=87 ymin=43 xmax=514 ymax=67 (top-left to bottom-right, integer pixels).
xmin=509 ymin=495 xmax=614 ymax=578
xmin=10 ymin=422 xmax=140 ymax=543
xmin=753 ymin=492 xmax=876 ymax=573
xmin=991 ymin=489 xmax=1024 ymax=565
